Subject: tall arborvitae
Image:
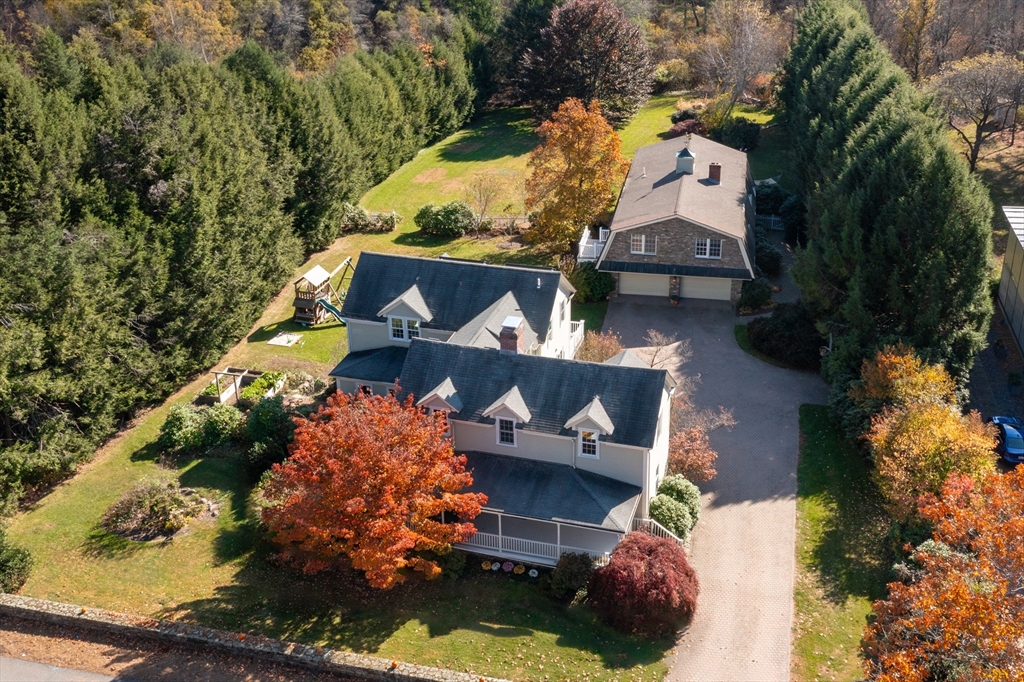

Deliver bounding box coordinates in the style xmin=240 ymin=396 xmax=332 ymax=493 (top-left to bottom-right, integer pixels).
xmin=783 ymin=0 xmax=992 ymax=387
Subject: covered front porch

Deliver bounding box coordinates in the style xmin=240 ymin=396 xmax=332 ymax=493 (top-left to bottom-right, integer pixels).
xmin=454 ymin=451 xmax=642 ymax=566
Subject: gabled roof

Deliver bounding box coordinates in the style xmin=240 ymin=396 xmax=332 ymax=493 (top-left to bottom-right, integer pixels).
xmin=327 ymin=346 xmax=408 ymax=383
xmin=416 ymin=377 xmax=463 ymax=413
xmin=298 ymin=264 xmax=331 ymax=286
xmin=447 ymin=292 xmax=538 ymax=351
xmin=340 ymin=253 xmax=571 ymax=341
xmin=397 ymin=339 xmax=671 ymax=449
xmin=564 ymin=396 xmax=614 ymax=434
xmin=603 ymin=349 xmax=648 ymax=368
xmin=610 ymin=134 xmax=750 ymax=239
xmin=377 ymin=284 xmax=433 ymax=322
xmin=483 ymin=385 xmax=532 ymax=423
xmin=463 ymin=451 xmax=641 ymax=532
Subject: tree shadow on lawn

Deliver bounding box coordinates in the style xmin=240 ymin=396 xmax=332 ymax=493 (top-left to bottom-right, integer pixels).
xmin=438 ymin=108 xmax=538 ymax=163
xmin=177 ymin=456 xmax=260 ymax=564
xmin=798 ymin=405 xmax=892 ymax=606
xmin=159 ymin=553 xmax=670 ymax=674
xmin=247 ymin=318 xmax=345 ymax=344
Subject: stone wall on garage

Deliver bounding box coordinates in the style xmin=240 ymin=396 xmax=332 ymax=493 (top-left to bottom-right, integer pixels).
xmin=602 ymin=217 xmax=750 ymax=272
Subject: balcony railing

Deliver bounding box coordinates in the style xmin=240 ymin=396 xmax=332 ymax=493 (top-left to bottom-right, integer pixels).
xmin=577 ymin=227 xmax=610 ymax=262
xmin=631 ymin=517 xmax=686 ymax=546
xmin=459 ymin=531 xmax=611 ymax=565
xmin=570 ymin=320 xmax=585 ymax=357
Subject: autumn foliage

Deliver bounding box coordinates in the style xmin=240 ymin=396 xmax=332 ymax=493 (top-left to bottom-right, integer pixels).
xmin=851 ymin=343 xmax=957 ymax=414
xmin=668 ymin=428 xmax=718 ymax=483
xmin=575 ymin=329 xmax=625 ymax=363
xmin=525 ymin=98 xmax=629 ymax=251
xmin=588 ymin=532 xmax=699 ymax=638
xmin=261 ymin=390 xmax=486 ymax=589
xmin=863 ymin=467 xmax=1024 ymax=680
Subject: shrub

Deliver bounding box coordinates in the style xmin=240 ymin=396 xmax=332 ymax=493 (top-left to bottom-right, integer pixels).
xmin=779 ymin=193 xmax=806 ymax=246
xmin=239 ymin=371 xmax=285 ymax=404
xmin=588 ymin=532 xmax=699 ymax=637
xmin=707 ymin=117 xmax=761 ymax=151
xmin=665 ymin=119 xmax=705 ymax=139
xmin=754 ymin=183 xmax=793 ymax=216
xmin=563 ymin=260 xmax=615 ymax=303
xmin=746 ymin=301 xmax=822 ymax=371
xmin=201 ymin=403 xmax=244 ymax=447
xmin=414 ymin=201 xmax=477 ymax=238
xmin=417 ymin=548 xmax=468 ymax=581
xmin=654 ymin=60 xmax=690 ymax=93
xmin=670 ymin=107 xmax=700 ymax=124
xmin=101 ymin=479 xmax=206 ymax=540
xmin=755 ymin=236 xmax=783 ymax=277
xmin=243 ymin=395 xmax=296 ymax=476
xmin=0 ymin=527 xmax=32 ymax=593
xmin=737 ymin=277 xmax=772 ymax=310
xmin=549 ymin=552 xmax=595 ymax=600
xmin=158 ymin=404 xmax=204 ymax=453
xmin=658 ymin=475 xmax=701 ymax=528
xmin=339 ymin=203 xmax=399 ymax=234
xmin=649 ymin=494 xmax=693 ymax=540
xmin=576 ymin=329 xmax=625 ymax=363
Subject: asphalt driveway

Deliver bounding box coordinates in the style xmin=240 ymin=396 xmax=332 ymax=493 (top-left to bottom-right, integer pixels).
xmin=603 ymin=296 xmax=828 ymax=682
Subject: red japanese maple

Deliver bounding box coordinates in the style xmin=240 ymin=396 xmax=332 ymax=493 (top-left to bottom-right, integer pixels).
xmin=261 ymin=390 xmax=486 ymax=589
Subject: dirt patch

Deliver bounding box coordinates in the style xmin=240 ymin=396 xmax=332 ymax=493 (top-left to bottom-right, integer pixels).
xmin=0 ymin=616 xmax=357 ymax=682
xmin=447 ymin=141 xmax=484 ymax=154
xmin=440 ymin=179 xmax=466 ymax=193
xmin=411 ymin=168 xmax=446 ymax=184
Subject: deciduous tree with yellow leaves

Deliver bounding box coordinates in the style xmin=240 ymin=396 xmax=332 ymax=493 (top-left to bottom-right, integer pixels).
xmin=525 ymin=98 xmax=628 ymax=252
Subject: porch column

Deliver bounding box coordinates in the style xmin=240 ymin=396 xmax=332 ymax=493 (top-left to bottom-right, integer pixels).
xmin=556 ymin=523 xmax=562 ymax=558
xmin=498 ymin=514 xmax=503 ymax=553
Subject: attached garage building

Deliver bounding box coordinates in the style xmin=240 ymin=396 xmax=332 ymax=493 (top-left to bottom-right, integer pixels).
xmin=596 ymin=135 xmax=756 ymax=303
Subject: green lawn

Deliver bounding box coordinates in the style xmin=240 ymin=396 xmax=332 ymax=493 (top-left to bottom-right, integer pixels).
xmin=8 ymin=409 xmax=670 ymax=681
xmin=575 ymin=301 xmax=609 ymax=333
xmin=792 ymin=405 xmax=892 ymax=682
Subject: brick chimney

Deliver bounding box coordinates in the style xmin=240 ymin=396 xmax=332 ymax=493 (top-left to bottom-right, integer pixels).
xmin=708 ymin=162 xmax=722 ymax=184
xmin=499 ymin=316 xmax=525 ymax=354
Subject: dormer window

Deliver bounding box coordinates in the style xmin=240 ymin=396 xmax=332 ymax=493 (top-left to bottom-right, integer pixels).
xmin=580 ymin=430 xmax=599 ymax=458
xmin=497 ymin=418 xmax=517 ymax=446
xmin=390 ymin=317 xmax=420 ymax=341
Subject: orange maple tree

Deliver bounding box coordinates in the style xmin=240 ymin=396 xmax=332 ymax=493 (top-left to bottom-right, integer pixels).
xmin=863 ymin=467 xmax=1024 ymax=680
xmin=525 ymin=98 xmax=629 ymax=251
xmin=261 ymin=390 xmax=487 ymax=589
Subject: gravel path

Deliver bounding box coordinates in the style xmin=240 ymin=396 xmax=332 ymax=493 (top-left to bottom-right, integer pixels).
xmin=604 ymin=296 xmax=828 ymax=681
xmin=0 ymin=617 xmax=358 ymax=682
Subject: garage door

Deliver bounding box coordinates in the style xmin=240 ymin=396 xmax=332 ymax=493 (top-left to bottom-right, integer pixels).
xmin=680 ymin=276 xmax=732 ymax=300
xmin=619 ymin=273 xmax=670 ymax=297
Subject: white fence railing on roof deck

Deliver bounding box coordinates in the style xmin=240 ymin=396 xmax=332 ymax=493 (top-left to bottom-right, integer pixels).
xmin=577 ymin=227 xmax=610 ymax=262
xmin=632 ymin=517 xmax=686 ymax=546
xmin=570 ymin=320 xmax=585 ymax=356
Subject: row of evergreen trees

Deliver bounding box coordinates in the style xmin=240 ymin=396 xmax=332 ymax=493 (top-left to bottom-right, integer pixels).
xmin=782 ymin=0 xmax=993 ymax=394
xmin=0 ymin=25 xmax=481 ymax=513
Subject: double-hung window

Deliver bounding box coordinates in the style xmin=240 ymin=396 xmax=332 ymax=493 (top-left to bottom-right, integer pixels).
xmin=389 ymin=317 xmax=421 ymax=341
xmin=694 ymin=238 xmax=723 ymax=259
xmin=497 ymin=418 xmax=516 ymax=446
xmin=580 ymin=430 xmax=599 ymax=458
xmin=630 ymin=234 xmax=656 ymax=255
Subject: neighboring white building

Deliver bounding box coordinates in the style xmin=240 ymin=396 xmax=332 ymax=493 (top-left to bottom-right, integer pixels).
xmin=998 ymin=206 xmax=1024 ymax=353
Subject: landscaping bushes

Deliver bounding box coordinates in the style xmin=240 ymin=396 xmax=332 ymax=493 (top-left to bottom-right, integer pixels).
xmin=158 ymin=404 xmax=244 ymax=455
xmin=101 ymin=479 xmax=207 ymax=540
xmin=339 ymin=203 xmax=400 ymax=234
xmin=548 ymin=552 xmax=595 ymax=600
xmin=754 ymin=228 xmax=783 ymax=277
xmin=588 ymin=532 xmax=699 ymax=637
xmin=0 ymin=528 xmax=32 ymax=593
xmin=737 ymin=277 xmax=772 ymax=311
xmin=746 ymin=302 xmax=822 ymax=371
xmin=649 ymin=495 xmax=693 ymax=540
xmin=414 ymin=201 xmax=478 ymax=238
xmin=562 ymin=260 xmax=616 ymax=303
xmin=658 ymin=475 xmax=701 ymax=527
xmin=242 ymin=396 xmax=297 ymax=477
xmin=706 ymin=117 xmax=761 ymax=150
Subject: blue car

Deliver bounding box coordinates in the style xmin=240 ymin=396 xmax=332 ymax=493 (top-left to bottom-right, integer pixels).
xmin=990 ymin=416 xmax=1024 ymax=464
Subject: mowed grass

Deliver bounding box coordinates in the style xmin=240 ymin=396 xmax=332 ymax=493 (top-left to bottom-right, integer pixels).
xmin=792 ymin=405 xmax=892 ymax=681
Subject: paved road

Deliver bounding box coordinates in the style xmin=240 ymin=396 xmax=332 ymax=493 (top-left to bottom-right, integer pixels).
xmin=604 ymin=296 xmax=828 ymax=682
xmin=0 ymin=657 xmax=116 ymax=681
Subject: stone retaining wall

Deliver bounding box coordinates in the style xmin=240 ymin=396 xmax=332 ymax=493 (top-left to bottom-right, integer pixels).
xmin=0 ymin=594 xmax=509 ymax=682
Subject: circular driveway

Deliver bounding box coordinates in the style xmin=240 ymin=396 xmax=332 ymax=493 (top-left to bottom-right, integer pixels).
xmin=604 ymin=296 xmax=828 ymax=682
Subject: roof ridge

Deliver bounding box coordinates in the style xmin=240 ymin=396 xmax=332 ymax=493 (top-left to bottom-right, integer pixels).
xmin=360 ymin=251 xmax=562 ymax=275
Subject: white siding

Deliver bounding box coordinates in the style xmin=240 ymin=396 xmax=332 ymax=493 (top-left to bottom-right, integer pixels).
xmin=346 ymin=318 xmax=451 ymax=352
xmin=451 ymin=420 xmax=574 ymax=466
xmin=540 ymin=283 xmax=575 ymax=358
xmin=644 ymin=387 xmax=673 ymax=513
xmin=576 ymin=442 xmax=646 ymax=487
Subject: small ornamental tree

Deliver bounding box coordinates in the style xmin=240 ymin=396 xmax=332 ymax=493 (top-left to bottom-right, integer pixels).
xmin=525 ymin=98 xmax=629 ymax=251
xmin=668 ymin=428 xmax=718 ymax=483
xmin=576 ymin=329 xmax=625 ymax=363
xmin=867 ymin=403 xmax=996 ymax=522
xmin=863 ymin=468 xmax=1024 ymax=679
xmin=589 ymin=532 xmax=699 ymax=637
xmin=519 ymin=0 xmax=654 ymax=126
xmin=261 ymin=390 xmax=487 ymax=589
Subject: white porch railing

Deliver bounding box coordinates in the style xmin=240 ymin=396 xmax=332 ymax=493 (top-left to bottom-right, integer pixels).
xmin=459 ymin=532 xmax=611 ymax=565
xmin=577 ymin=227 xmax=609 ymax=262
xmin=755 ymin=214 xmax=784 ymax=231
xmin=570 ymin=320 xmax=584 ymax=356
xmin=632 ymin=517 xmax=686 ymax=546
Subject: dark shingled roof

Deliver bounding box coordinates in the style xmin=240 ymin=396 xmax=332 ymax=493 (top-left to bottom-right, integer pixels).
xmin=398 ymin=339 xmax=670 ymax=449
xmin=598 ymin=260 xmax=752 ymax=279
xmin=341 ymin=253 xmax=570 ymax=342
xmin=463 ymin=451 xmax=641 ymax=532
xmin=328 ymin=346 xmax=408 ymax=383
